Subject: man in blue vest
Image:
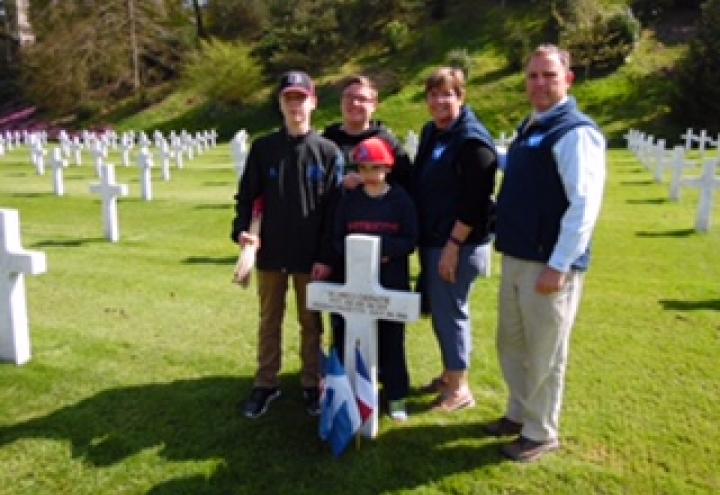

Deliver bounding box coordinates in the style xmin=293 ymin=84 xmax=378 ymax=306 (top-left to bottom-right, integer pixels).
xmin=488 ymin=44 xmax=606 ymax=462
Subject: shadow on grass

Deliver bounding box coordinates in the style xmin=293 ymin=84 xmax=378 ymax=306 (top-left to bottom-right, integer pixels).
xmin=194 ymin=203 xmax=232 ymax=210
xmin=202 ymin=181 xmax=233 ymax=187
xmin=626 ymin=198 xmax=668 ymax=204
xmin=659 ymin=299 xmax=720 ymax=311
xmin=0 ymin=375 xmax=504 ymax=495
xmin=183 ymin=256 xmax=236 ymax=265
xmin=635 ymin=228 xmax=695 ymax=238
xmin=9 ymin=192 xmax=46 ymax=198
xmin=620 ymin=180 xmax=655 ymax=186
xmin=32 ymin=238 xmax=106 ymax=248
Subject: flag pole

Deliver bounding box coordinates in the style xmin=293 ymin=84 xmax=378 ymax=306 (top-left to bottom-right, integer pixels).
xmin=355 ymin=338 xmax=362 ymax=451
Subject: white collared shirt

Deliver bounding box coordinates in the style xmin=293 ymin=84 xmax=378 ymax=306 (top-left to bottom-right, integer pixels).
xmin=536 ymin=99 xmax=606 ymax=272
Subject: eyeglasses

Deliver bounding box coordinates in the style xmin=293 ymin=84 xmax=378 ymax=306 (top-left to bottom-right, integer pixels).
xmin=342 ymin=93 xmax=375 ymax=104
xmin=357 ymin=164 xmax=388 ymax=172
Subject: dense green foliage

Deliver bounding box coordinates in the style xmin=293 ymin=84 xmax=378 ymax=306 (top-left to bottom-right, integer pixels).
xmin=3 ymin=0 xmax=716 ymax=137
xmin=0 ymin=145 xmax=718 ymax=494
xmin=673 ymin=0 xmax=720 ymax=132
xmin=554 ymin=0 xmax=640 ymax=78
xmin=181 ymin=39 xmax=263 ymax=107
xmin=20 ymin=0 xmax=194 ymax=115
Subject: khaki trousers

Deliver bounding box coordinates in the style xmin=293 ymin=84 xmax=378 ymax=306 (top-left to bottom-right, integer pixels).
xmin=254 ymin=270 xmax=322 ymax=388
xmin=497 ymin=255 xmax=584 ymax=442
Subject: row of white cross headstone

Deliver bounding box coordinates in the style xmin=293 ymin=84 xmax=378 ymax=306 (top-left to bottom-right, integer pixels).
xmin=625 ymin=128 xmax=719 ymax=232
xmin=3 ymin=127 xmax=219 ymax=244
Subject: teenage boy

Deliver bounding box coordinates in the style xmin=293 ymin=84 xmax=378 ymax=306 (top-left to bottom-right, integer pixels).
xmin=231 ymin=70 xmax=343 ymax=419
xmin=332 ymin=137 xmax=417 ymax=421
xmin=323 ymin=75 xmax=412 ymax=190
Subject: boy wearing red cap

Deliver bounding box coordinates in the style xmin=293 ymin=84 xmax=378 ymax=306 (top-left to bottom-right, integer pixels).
xmin=332 ymin=136 xmax=418 ymax=421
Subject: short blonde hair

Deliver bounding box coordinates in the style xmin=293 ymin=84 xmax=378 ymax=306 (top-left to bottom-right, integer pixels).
xmin=529 ymin=44 xmax=571 ymax=71
xmin=425 ymin=67 xmax=466 ymax=100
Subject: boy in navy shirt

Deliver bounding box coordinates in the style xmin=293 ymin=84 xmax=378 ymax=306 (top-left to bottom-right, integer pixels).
xmin=332 ymin=137 xmax=418 ymax=420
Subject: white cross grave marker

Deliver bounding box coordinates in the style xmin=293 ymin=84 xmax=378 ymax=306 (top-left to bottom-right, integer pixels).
xmin=307 ymin=234 xmax=420 ymax=438
xmin=0 ymin=209 xmax=47 ymax=365
xmin=31 ymin=139 xmax=46 ymax=175
xmin=90 ymin=164 xmax=129 ymax=242
xmin=137 ymin=146 xmax=154 ymax=201
xmin=158 ymin=140 xmax=172 ymax=181
xmin=681 ymin=158 xmax=720 ymax=233
xmin=232 ymin=130 xmax=249 ymax=179
xmin=670 ymin=146 xmax=691 ymax=201
xmin=71 ymin=136 xmax=83 ymax=166
xmin=404 ymin=130 xmax=419 ymax=162
xmin=51 ymin=147 xmax=68 ymax=196
xmin=92 ymin=140 xmax=107 ymax=178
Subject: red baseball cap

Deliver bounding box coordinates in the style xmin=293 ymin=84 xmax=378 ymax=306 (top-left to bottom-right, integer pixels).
xmin=352 ymin=137 xmax=395 ymax=167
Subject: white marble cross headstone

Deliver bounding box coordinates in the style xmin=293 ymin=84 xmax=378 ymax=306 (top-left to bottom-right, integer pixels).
xmin=158 ymin=140 xmax=172 ymax=181
xmin=307 ymin=234 xmax=420 ymax=438
xmin=0 ymin=209 xmax=47 ymax=365
xmin=681 ymin=128 xmax=694 ymax=152
xmin=51 ymin=147 xmax=68 ymax=196
xmin=137 ymin=146 xmax=154 ymax=201
xmin=121 ymin=136 xmax=133 ymax=167
xmin=682 ymin=158 xmax=720 ymax=233
xmin=404 ymin=130 xmax=419 ymax=162
xmin=71 ymin=136 xmax=83 ymax=166
xmin=90 ymin=164 xmax=129 ymax=242
xmin=173 ymin=140 xmax=185 ymax=169
xmin=92 ymin=140 xmax=106 ymax=178
xmin=232 ymin=130 xmax=249 ymax=179
xmin=670 ymin=146 xmax=691 ymax=201
xmin=31 ymin=139 xmax=46 ymax=175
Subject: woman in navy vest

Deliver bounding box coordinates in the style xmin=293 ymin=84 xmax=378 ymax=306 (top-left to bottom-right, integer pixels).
xmin=412 ymin=67 xmax=498 ymax=412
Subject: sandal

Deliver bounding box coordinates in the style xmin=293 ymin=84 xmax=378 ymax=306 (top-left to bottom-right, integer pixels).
xmin=431 ymin=391 xmax=476 ymax=412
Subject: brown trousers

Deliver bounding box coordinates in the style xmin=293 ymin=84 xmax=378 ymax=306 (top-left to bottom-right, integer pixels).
xmin=254 ymin=270 xmax=323 ymax=388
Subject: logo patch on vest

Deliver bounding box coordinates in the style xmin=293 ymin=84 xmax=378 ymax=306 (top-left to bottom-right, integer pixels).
xmin=432 ymin=143 xmax=446 ymax=161
xmin=307 ymin=163 xmax=325 ymax=183
xmin=527 ymin=133 xmax=545 ymax=147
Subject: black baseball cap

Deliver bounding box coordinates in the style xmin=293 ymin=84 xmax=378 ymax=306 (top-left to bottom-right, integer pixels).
xmin=278 ymin=70 xmax=315 ymax=96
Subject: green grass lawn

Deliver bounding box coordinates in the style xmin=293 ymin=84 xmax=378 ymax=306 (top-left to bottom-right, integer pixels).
xmin=0 ymin=144 xmax=718 ymax=494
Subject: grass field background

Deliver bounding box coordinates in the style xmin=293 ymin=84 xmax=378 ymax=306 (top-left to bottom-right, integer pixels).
xmin=0 ymin=143 xmax=718 ymax=494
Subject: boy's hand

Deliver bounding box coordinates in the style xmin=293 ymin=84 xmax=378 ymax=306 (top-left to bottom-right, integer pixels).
xmin=311 ymin=263 xmax=332 ymax=281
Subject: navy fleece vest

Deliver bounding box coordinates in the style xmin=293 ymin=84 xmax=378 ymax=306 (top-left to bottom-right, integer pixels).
xmin=414 ymin=106 xmax=495 ymax=247
xmin=495 ymin=97 xmax=598 ymax=271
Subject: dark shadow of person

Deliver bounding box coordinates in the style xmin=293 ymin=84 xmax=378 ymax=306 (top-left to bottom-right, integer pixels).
xmin=0 ymin=375 xmax=506 ymax=495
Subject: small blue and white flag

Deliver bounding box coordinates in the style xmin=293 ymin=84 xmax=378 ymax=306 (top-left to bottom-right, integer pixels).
xmin=319 ymin=350 xmax=361 ymax=457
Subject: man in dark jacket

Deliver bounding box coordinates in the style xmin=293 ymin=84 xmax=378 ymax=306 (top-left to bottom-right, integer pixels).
xmin=231 ymin=71 xmax=343 ymax=419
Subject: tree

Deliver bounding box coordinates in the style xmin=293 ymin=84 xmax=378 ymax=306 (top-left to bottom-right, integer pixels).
xmin=21 ymin=0 xmax=195 ymax=115
xmin=553 ymin=0 xmax=639 ymax=79
xmin=673 ymin=0 xmax=720 ymax=132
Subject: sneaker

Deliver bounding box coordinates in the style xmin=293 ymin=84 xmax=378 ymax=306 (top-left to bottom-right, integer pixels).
xmin=501 ymin=436 xmax=560 ymax=463
xmin=243 ymin=387 xmax=281 ymax=419
xmin=484 ymin=417 xmax=523 ymax=437
xmin=303 ymin=387 xmax=321 ymax=416
xmin=389 ymin=400 xmax=408 ymax=422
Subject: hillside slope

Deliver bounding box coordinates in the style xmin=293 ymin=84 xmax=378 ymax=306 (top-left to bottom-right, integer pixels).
xmin=114 ymin=4 xmax=689 ymax=147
